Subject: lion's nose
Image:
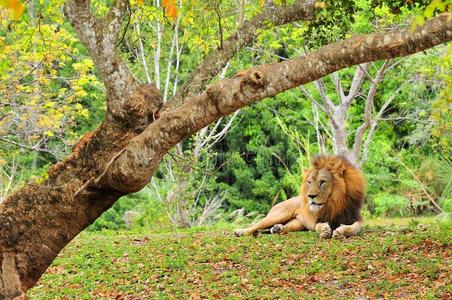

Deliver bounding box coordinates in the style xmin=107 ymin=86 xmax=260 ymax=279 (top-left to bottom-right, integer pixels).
xmin=308 ymin=194 xmax=317 ymax=200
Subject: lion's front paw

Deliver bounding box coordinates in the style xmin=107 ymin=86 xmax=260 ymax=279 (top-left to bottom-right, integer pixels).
xmin=270 ymin=224 xmax=284 ymax=234
xmin=319 ymin=229 xmax=332 ymax=239
xmin=315 ymin=223 xmax=332 ymax=239
xmin=332 ymin=226 xmax=346 ymax=239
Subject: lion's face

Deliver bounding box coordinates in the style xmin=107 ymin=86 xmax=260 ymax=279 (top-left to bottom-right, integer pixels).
xmin=300 ymin=155 xmax=365 ymax=222
xmin=303 ymin=168 xmax=337 ymax=213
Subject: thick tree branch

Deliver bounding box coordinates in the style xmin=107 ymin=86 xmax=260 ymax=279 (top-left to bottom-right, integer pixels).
xmin=104 ymin=0 xmax=130 ymax=43
xmin=166 ymin=0 xmax=317 ymax=111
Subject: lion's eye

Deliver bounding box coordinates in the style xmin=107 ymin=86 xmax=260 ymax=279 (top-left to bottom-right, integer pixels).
xmin=307 ymin=181 xmax=312 ymax=185
xmin=320 ymin=180 xmax=326 ymax=186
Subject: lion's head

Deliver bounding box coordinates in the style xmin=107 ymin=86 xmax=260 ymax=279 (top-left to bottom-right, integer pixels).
xmin=301 ymin=155 xmax=366 ymax=222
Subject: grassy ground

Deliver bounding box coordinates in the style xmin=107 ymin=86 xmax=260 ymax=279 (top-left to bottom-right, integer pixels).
xmin=29 ymin=218 xmax=451 ymax=299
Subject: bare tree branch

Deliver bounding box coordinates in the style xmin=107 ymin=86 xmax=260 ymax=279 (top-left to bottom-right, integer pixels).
xmin=153 ymin=0 xmax=163 ymax=89
xmin=237 ymin=0 xmax=245 ymax=26
xmin=331 ymin=72 xmax=345 ymax=103
xmin=359 ymin=79 xmax=414 ymax=166
xmin=0 ymin=137 xmax=58 ymax=158
xmin=312 ymin=103 xmax=325 ymax=154
xmin=313 ymin=78 xmax=336 ymax=112
xmin=299 ymin=86 xmax=330 ymax=117
xmin=352 ymin=59 xmax=391 ymax=161
xmin=172 ymin=34 xmax=184 ymax=97
xmin=345 ymin=63 xmax=368 ymax=103
xmin=203 ymin=111 xmax=240 ymax=151
xmin=163 ymin=12 xmax=182 ymax=102
xmin=357 ymin=63 xmax=374 ymax=82
xmin=136 ymin=22 xmax=152 ymax=84
xmin=397 ymin=158 xmax=444 ymax=213
xmin=194 ymin=62 xmax=232 ymax=157
xmin=0 ymin=158 xmax=22 ymax=204
xmin=359 ymin=120 xmax=377 ymax=168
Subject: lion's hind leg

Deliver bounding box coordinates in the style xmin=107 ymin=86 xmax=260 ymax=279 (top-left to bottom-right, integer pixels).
xmin=234 ymin=198 xmax=299 ymax=237
xmin=332 ymin=220 xmax=363 ymax=238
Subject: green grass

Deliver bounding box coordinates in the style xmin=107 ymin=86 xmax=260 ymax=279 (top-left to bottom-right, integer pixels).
xmin=29 ymin=219 xmax=451 ymax=299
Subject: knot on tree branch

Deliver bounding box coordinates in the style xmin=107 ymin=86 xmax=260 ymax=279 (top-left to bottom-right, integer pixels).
xmin=239 ymin=70 xmax=266 ymax=90
xmin=101 ymin=147 xmax=153 ymax=194
xmin=120 ymin=84 xmax=163 ymax=131
xmin=203 ymin=70 xmax=267 ymax=115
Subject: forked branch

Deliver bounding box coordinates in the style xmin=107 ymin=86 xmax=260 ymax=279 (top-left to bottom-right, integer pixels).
xmin=64 ymin=0 xmax=138 ymax=119
xmin=352 ymin=59 xmax=392 ymax=160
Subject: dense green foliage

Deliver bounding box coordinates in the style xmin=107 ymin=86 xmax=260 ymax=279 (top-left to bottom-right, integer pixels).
xmin=0 ymin=0 xmax=450 ymax=231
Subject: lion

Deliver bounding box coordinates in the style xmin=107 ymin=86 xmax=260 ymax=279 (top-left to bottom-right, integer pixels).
xmin=234 ymin=155 xmax=366 ymax=239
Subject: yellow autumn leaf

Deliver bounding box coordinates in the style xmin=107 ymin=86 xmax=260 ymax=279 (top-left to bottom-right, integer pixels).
xmin=314 ymin=1 xmax=326 ymax=9
xmin=44 ymin=101 xmax=56 ymax=109
xmin=74 ymin=89 xmax=88 ymax=98
xmin=45 ymin=131 xmax=55 ymax=137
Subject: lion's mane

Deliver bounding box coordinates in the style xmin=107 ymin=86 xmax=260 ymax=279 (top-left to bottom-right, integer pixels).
xmin=302 ymin=155 xmax=366 ymax=230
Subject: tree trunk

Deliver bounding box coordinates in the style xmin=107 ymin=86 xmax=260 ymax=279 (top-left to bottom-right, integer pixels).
xmin=0 ymin=9 xmax=450 ymax=298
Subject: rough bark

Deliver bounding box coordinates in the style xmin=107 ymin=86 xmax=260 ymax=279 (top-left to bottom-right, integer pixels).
xmin=0 ymin=10 xmax=451 ymax=298
xmin=0 ymin=84 xmax=162 ymax=298
xmin=0 ymin=0 xmax=160 ymax=297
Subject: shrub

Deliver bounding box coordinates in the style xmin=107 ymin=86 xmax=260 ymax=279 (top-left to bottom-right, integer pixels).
xmin=373 ymin=193 xmax=409 ymax=217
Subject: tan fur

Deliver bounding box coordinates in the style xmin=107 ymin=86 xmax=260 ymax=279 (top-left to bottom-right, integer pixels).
xmin=234 ymin=155 xmax=366 ymax=238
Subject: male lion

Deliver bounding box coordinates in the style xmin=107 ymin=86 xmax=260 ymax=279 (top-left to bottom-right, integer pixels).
xmin=234 ymin=155 xmax=366 ymax=238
